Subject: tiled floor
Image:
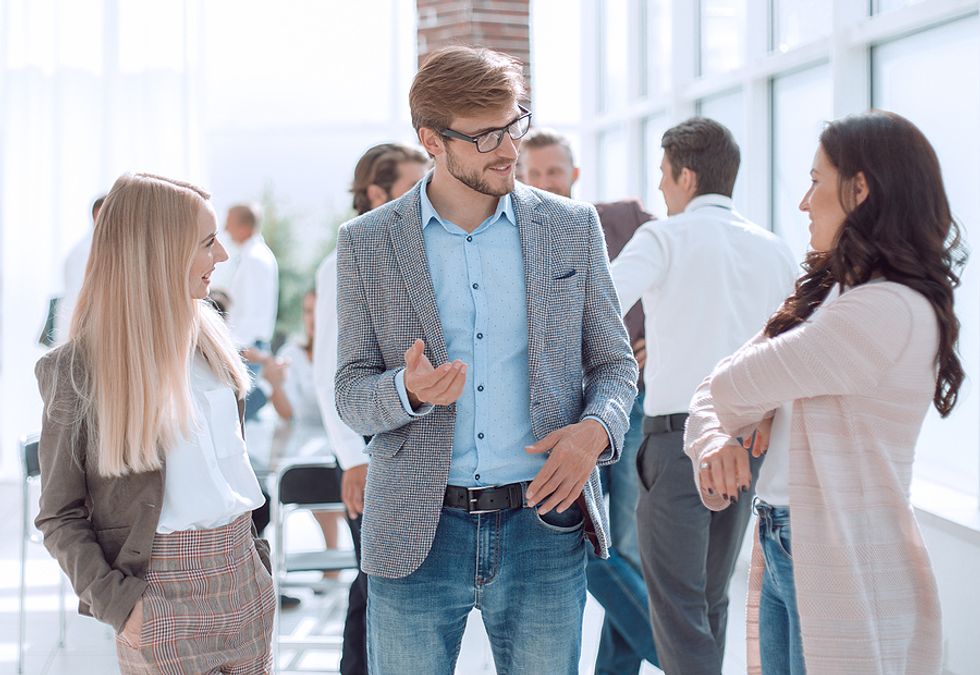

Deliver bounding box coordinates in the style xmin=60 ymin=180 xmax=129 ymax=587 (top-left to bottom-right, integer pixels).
xmin=1 ymin=480 xmax=749 ymax=674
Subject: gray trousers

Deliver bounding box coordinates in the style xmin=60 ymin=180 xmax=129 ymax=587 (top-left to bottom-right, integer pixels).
xmin=635 ymin=419 xmax=761 ymax=675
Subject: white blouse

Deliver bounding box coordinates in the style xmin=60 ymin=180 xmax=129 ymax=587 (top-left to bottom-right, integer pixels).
xmin=156 ymin=354 xmax=265 ymax=533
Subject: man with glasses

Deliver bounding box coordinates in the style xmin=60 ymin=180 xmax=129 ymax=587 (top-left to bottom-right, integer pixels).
xmin=333 ymin=46 xmax=637 ymax=674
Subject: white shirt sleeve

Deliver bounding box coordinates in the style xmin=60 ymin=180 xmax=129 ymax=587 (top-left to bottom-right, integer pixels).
xmin=222 ymin=237 xmax=279 ymax=347
xmin=609 ymin=222 xmax=670 ymax=318
xmin=313 ymin=252 xmax=368 ymax=470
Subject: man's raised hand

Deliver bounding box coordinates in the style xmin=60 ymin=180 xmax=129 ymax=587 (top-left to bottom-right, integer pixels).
xmin=403 ymin=339 xmax=467 ymax=408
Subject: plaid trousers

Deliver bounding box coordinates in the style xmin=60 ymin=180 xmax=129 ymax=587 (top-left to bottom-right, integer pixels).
xmin=115 ymin=513 xmax=275 ymax=674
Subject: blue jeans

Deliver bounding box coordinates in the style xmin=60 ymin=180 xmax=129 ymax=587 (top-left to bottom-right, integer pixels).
xmin=367 ymin=503 xmax=587 ymax=675
xmin=756 ymin=500 xmax=805 ymax=675
xmin=588 ymin=391 xmax=657 ymax=674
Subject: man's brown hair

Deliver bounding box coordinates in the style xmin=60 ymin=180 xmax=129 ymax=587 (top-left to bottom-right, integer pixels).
xmin=350 ymin=143 xmax=429 ymax=215
xmin=409 ymin=46 xmax=527 ymax=133
xmin=661 ymin=117 xmax=740 ymax=197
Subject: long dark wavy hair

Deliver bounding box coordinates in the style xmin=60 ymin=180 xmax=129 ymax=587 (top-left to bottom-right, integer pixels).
xmin=764 ymin=110 xmax=966 ymax=417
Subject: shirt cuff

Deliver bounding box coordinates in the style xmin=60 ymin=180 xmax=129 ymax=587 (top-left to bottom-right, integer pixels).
xmin=583 ymin=415 xmax=614 ymax=455
xmin=395 ymin=369 xmax=434 ymax=417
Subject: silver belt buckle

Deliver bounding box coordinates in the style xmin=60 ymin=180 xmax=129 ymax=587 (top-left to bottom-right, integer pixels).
xmin=467 ymin=485 xmax=498 ymax=514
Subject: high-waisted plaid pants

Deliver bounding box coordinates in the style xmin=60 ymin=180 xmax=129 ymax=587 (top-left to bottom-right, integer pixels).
xmin=115 ymin=513 xmax=276 ymax=674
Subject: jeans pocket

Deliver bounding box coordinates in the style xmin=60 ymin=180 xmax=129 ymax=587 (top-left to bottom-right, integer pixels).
xmin=532 ymin=504 xmax=585 ymax=534
xmin=774 ymin=525 xmax=793 ymax=559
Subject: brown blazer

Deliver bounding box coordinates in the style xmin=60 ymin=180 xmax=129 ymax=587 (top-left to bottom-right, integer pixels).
xmin=33 ymin=343 xmax=270 ymax=633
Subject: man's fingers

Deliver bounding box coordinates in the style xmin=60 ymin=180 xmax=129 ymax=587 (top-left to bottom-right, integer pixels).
xmin=526 ymin=457 xmax=561 ymax=505
xmin=404 ymin=339 xmax=424 ymax=369
xmin=426 ymin=362 xmax=466 ymax=403
xmin=525 ymin=429 xmax=561 ymax=455
xmin=535 ymin=480 xmax=574 ymax=514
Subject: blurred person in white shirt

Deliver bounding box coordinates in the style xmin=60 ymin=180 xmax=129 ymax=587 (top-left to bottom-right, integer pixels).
xmin=313 ymin=142 xmax=428 ymax=675
xmin=211 ymin=202 xmax=279 ymax=350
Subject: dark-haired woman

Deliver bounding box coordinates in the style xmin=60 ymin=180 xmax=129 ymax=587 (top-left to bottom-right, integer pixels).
xmin=685 ymin=110 xmax=962 ymax=675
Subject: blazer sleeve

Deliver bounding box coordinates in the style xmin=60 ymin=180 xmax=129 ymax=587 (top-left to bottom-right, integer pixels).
xmin=334 ymin=225 xmax=425 ymax=435
xmin=579 ymin=205 xmax=640 ymax=464
xmin=33 ymin=351 xmax=147 ymax=633
xmin=709 ymin=284 xmax=917 ymax=435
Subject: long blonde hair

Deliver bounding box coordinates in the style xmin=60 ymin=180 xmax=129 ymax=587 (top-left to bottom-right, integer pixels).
xmin=69 ymin=173 xmax=250 ymax=477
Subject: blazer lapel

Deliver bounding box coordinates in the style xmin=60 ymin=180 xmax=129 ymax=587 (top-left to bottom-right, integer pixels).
xmin=514 ymin=185 xmax=549 ymax=394
xmin=389 ymin=184 xmax=450 ymax=366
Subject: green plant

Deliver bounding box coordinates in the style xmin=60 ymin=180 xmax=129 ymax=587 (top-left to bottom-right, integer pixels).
xmin=259 ymin=186 xmax=350 ymax=349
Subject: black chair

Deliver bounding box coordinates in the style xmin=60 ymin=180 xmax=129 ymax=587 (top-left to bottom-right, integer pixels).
xmin=19 ymin=435 xmax=67 ymax=674
xmin=270 ymin=458 xmax=359 ymax=672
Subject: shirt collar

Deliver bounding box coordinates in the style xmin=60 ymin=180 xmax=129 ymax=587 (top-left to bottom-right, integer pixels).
xmin=684 ymin=193 xmax=734 ymax=213
xmin=419 ymin=178 xmax=517 ymax=234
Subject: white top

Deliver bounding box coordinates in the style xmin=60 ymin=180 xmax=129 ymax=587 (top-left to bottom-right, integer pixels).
xmin=313 ymin=251 xmax=368 ymax=470
xmin=210 ymin=232 xmax=280 ymax=347
xmin=610 ymin=194 xmax=798 ymax=416
xmin=755 ymin=283 xmax=847 ymax=507
xmin=277 ymin=340 xmax=323 ymax=426
xmin=54 ymin=230 xmax=93 ymax=344
xmin=157 ymin=355 xmax=265 ymax=533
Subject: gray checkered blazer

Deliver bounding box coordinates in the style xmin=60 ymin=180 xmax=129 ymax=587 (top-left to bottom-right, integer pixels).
xmin=334 ymin=179 xmax=638 ymax=579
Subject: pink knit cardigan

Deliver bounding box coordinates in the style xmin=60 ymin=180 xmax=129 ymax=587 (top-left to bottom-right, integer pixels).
xmin=685 ymin=282 xmax=943 ymax=675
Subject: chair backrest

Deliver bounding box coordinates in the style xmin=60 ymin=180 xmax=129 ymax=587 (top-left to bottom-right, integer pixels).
xmin=22 ymin=437 xmax=40 ymax=479
xmin=278 ymin=462 xmax=343 ymax=506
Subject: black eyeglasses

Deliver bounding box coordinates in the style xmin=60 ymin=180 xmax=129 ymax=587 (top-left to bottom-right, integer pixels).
xmin=440 ymin=105 xmax=532 ymax=153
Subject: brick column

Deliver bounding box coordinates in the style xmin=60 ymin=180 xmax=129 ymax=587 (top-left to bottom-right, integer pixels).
xmin=416 ymin=0 xmax=531 ymax=93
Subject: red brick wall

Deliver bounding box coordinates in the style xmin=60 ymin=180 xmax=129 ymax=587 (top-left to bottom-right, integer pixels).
xmin=417 ymin=0 xmax=531 ymax=92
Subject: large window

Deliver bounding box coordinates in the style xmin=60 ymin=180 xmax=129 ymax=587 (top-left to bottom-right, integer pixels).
xmin=872 ymin=15 xmax=980 ymax=494
xmin=697 ymin=89 xmax=747 ymax=213
xmin=577 ymin=0 xmax=980 ymax=503
xmin=699 ymin=0 xmax=746 ymax=76
xmin=771 ymin=64 xmax=832 ymax=261
xmin=598 ymin=126 xmax=628 ymax=202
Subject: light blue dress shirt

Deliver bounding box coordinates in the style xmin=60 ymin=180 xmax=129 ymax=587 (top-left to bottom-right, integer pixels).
xmin=394 ymin=181 xmax=543 ymax=487
xmin=394 ymin=180 xmax=615 ymax=487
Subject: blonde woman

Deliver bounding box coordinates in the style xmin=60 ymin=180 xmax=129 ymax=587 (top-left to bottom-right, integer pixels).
xmin=35 ymin=173 xmax=276 ymax=673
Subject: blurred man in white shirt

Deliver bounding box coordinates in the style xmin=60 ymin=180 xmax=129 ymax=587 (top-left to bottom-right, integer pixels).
xmin=313 ymin=142 xmax=428 ymax=675
xmin=211 ymin=203 xmax=279 ymax=349
xmin=611 ymin=117 xmax=797 ymax=675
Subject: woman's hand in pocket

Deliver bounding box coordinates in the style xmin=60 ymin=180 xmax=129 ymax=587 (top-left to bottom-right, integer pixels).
xmin=120 ymin=597 xmax=144 ymax=647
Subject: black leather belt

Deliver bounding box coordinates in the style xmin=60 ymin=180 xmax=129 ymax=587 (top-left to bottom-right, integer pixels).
xmin=642 ymin=413 xmax=689 ymax=434
xmin=444 ymin=482 xmax=526 ymax=514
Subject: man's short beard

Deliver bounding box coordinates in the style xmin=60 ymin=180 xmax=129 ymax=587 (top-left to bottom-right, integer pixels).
xmin=444 ymin=143 xmax=513 ymax=197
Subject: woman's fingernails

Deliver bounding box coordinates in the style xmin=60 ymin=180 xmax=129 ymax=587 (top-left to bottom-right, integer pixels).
xmin=706 ymin=488 xmax=715 ymax=496
xmin=722 ymin=493 xmax=729 ymax=500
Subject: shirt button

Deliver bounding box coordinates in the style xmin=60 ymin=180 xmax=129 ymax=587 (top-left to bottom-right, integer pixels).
xmin=475 ymin=473 xmax=481 ymax=480
xmin=477 ymin=385 xmax=485 ymax=392
xmin=477 ymin=333 xmax=484 ymax=339
xmin=466 ymin=236 xmax=473 ymax=242
xmin=478 ymin=432 xmax=485 ymax=439
xmin=472 ymin=282 xmax=479 ymax=290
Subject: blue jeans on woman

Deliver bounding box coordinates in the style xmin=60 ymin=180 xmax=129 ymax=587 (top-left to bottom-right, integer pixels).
xmin=755 ymin=499 xmax=806 ymax=675
xmin=367 ymin=502 xmax=588 ymax=675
